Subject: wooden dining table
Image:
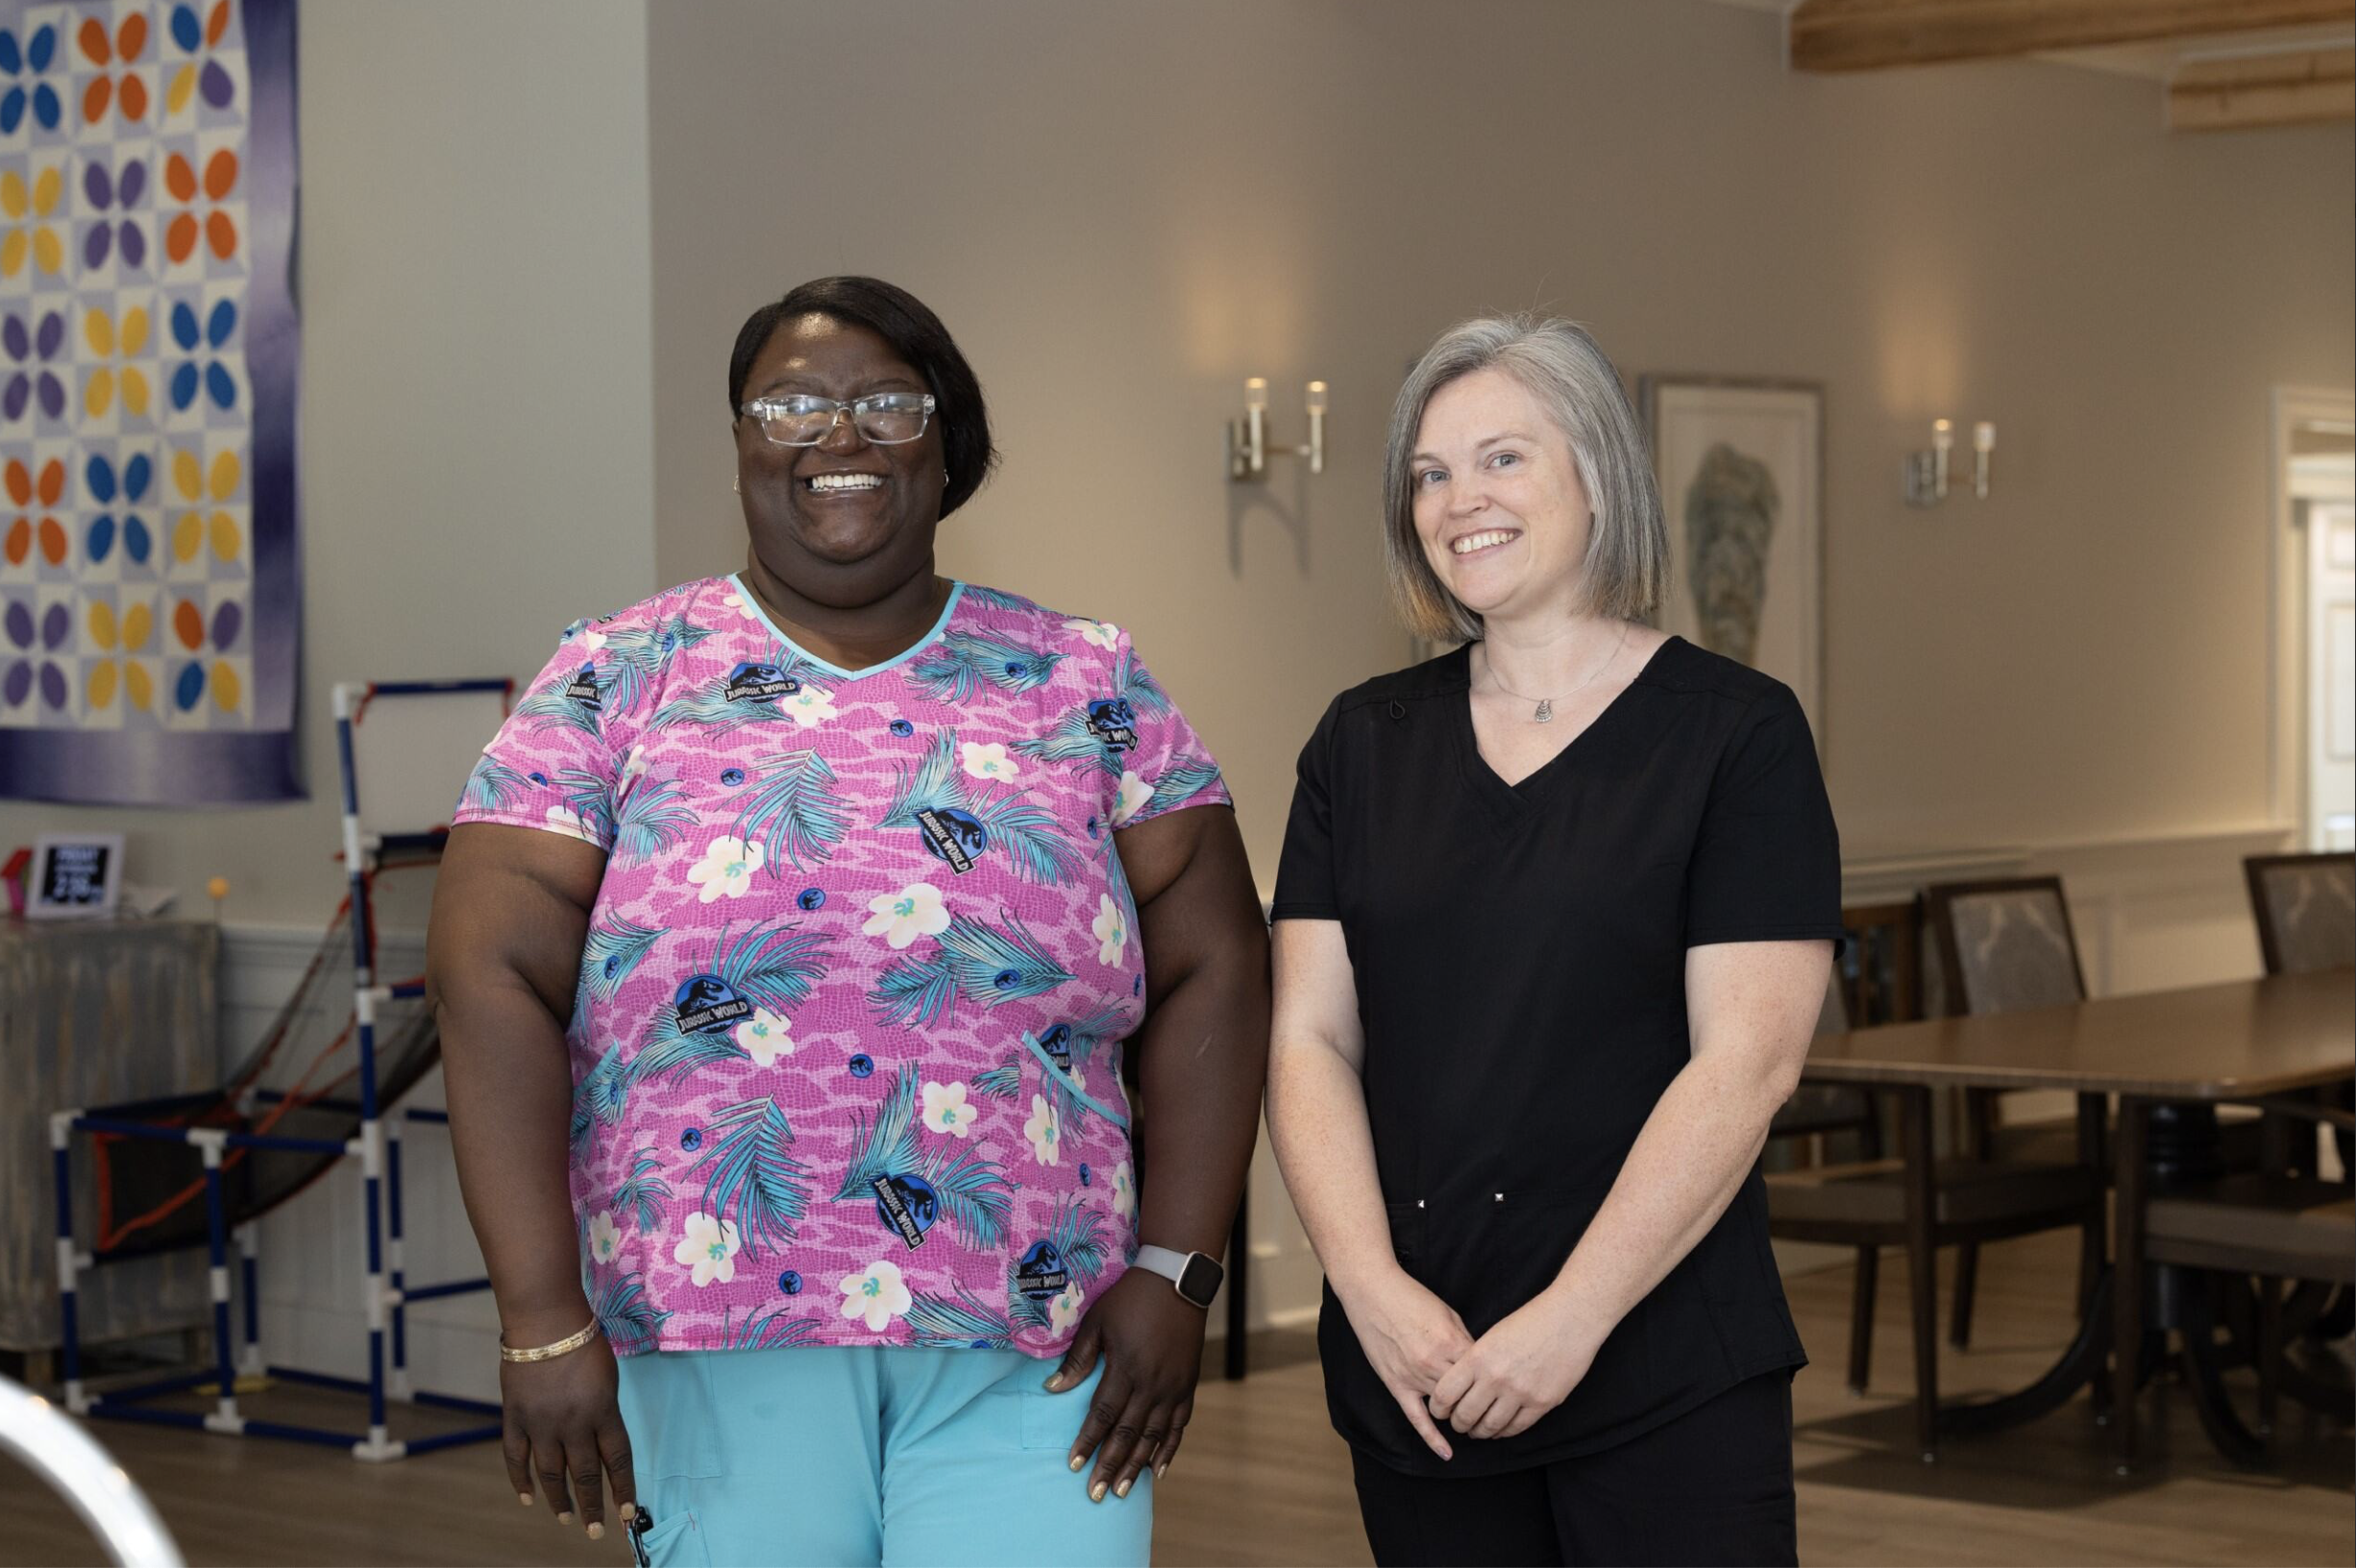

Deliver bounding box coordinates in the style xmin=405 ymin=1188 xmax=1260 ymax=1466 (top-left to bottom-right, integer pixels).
xmin=1800 ymin=967 xmax=2355 ymax=1459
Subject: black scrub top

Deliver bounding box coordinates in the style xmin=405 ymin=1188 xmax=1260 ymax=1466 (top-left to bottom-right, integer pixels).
xmin=1271 ymin=636 xmax=1844 ymax=1477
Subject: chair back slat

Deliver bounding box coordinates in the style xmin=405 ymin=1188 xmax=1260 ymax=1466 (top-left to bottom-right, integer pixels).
xmin=1925 ymin=876 xmax=2087 ymax=1017
xmin=2245 ymin=852 xmax=2356 ymax=976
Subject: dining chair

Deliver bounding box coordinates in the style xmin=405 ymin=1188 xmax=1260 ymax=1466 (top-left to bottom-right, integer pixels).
xmin=1923 ymin=876 xmax=2097 ymax=1348
xmin=1766 ymin=979 xmax=1884 ymax=1393
xmin=2244 ymin=852 xmax=2356 ymax=978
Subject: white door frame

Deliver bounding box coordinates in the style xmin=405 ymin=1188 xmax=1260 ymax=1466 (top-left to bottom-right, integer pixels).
xmin=2270 ymin=385 xmax=2356 ymax=840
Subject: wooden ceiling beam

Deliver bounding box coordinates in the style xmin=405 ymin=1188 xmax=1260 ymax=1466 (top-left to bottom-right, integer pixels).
xmin=2169 ymin=44 xmax=2355 ymax=127
xmin=1789 ymin=0 xmax=2356 ymax=72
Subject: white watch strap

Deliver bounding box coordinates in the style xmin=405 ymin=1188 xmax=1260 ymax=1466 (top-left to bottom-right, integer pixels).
xmin=1132 ymin=1243 xmax=1188 ymax=1285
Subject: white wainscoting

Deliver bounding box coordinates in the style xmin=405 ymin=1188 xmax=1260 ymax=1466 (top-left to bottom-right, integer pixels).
xmin=218 ymin=822 xmax=2295 ymax=1384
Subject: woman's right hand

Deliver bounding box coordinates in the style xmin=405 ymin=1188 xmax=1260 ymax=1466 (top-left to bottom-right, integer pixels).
xmin=1335 ymin=1266 xmax=1476 ymax=1460
xmin=500 ymin=1324 xmax=637 ymax=1541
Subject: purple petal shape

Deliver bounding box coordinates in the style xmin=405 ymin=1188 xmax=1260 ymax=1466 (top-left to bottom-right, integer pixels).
xmin=120 ymin=222 xmax=146 ymax=270
xmin=2 ymin=662 xmax=30 ymax=707
xmin=120 ymin=159 xmax=146 ymax=208
xmin=3 ymin=374 xmax=28 ymax=423
xmin=36 ymin=371 xmax=63 ymax=421
xmin=84 ymin=161 xmax=113 ymax=211
xmin=200 ymin=59 xmax=232 ymax=110
xmin=34 ymin=310 xmax=62 ymax=362
xmin=4 ymin=601 xmax=32 ymax=650
xmin=40 ymin=602 xmax=69 ymax=649
xmin=2 ymin=316 xmax=25 ymax=363
xmin=85 ymin=221 xmax=110 ymax=271
xmin=210 ymin=600 xmax=241 ymax=649
xmin=38 ymin=661 xmax=65 ymax=710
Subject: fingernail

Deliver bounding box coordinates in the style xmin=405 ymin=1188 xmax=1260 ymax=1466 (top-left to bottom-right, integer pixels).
xmin=620 ymin=1503 xmax=637 ymax=1521
xmin=1156 ymin=1462 xmax=1168 ymax=1478
xmin=1043 ymin=1376 xmax=1063 ymax=1391
xmin=1090 ymin=1481 xmax=1108 ymax=1503
xmin=518 ymin=1493 xmax=533 ymax=1507
xmin=588 ymin=1524 xmax=604 ymax=1541
xmin=1068 ymin=1455 xmax=1087 ymax=1473
xmin=557 ymin=1512 xmax=574 ymax=1526
xmin=1116 ymin=1478 xmax=1133 ymax=1498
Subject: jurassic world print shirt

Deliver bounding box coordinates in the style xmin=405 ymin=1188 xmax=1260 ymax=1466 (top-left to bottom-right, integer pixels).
xmin=452 ymin=576 xmax=1230 ymax=1359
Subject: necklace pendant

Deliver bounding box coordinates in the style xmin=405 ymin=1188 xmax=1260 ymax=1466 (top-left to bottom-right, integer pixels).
xmin=1534 ymin=698 xmax=1553 ymax=723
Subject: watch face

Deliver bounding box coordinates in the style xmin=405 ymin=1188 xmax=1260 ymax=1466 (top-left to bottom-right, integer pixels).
xmin=1176 ymin=1252 xmax=1223 ymax=1307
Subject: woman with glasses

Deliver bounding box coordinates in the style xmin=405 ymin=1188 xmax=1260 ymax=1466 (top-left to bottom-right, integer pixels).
xmin=1266 ymin=316 xmax=1839 ymax=1567
xmin=429 ymin=277 xmax=1268 ymax=1567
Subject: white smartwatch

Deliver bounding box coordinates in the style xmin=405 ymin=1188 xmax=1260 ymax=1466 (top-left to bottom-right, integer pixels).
xmin=1132 ymin=1244 xmax=1223 ymax=1310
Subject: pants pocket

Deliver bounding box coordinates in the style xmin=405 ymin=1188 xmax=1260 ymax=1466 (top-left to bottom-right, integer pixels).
xmin=634 ymin=1508 xmax=711 ymax=1568
xmin=1018 ymin=1360 xmax=1104 ymax=1450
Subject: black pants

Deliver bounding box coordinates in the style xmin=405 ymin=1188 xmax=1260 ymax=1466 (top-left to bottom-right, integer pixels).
xmin=1351 ymin=1371 xmax=1797 ymax=1568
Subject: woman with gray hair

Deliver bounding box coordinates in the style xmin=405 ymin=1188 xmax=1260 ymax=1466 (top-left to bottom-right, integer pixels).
xmin=1265 ymin=316 xmax=1840 ymax=1566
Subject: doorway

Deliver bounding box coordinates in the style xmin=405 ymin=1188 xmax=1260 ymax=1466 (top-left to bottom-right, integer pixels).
xmin=2273 ymin=389 xmax=2356 ymax=850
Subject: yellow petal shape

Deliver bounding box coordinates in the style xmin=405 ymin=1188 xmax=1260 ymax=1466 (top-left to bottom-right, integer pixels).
xmin=1 ymin=232 xmax=24 ymax=279
xmin=209 ymin=511 xmax=241 ymax=561
xmin=32 ymin=167 xmax=60 ymax=217
xmin=85 ymin=368 xmax=115 ymax=420
xmin=211 ymin=661 xmax=241 ymax=713
xmin=126 ymin=661 xmax=154 ymax=712
xmin=33 ymin=227 xmax=61 ymax=275
xmin=125 ymin=369 xmax=150 ymax=418
xmin=123 ymin=602 xmax=154 ymax=651
xmin=209 ymin=451 xmax=241 ymax=501
xmin=88 ymin=600 xmax=118 ymax=650
xmin=173 ymin=450 xmax=203 ymax=501
xmin=123 ymin=307 xmax=150 ymax=356
xmin=0 ymin=171 xmax=23 ymax=220
xmin=167 ymin=63 xmax=196 ymax=116
xmin=87 ymin=661 xmax=118 ymax=711
xmin=86 ymin=308 xmax=115 ymax=357
xmin=174 ymin=511 xmax=204 ymax=562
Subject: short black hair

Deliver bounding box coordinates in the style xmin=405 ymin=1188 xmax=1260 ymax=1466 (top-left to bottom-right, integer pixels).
xmin=728 ymin=277 xmax=997 ymax=519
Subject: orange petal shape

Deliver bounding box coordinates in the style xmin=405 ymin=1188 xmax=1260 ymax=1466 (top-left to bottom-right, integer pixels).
xmin=173 ymin=512 xmax=203 ymax=561
xmin=209 ymin=452 xmax=242 ymax=500
xmin=88 ymin=600 xmax=118 ymax=651
xmin=83 ymin=76 xmax=112 ymax=126
xmin=79 ymin=16 xmax=111 ymax=66
xmin=164 ymin=154 xmax=198 ymax=204
xmin=174 ymin=600 xmax=205 ymax=650
xmin=209 ymin=511 xmax=241 ymax=560
xmin=120 ymin=12 xmax=149 ymax=61
xmin=207 ymin=211 xmax=236 ymax=259
xmin=3 ymin=519 xmax=27 ymax=565
xmin=173 ymin=452 xmax=204 ymax=501
xmin=208 ymin=1 xmax=231 ymax=48
xmin=126 ymin=661 xmax=154 ymax=711
xmin=37 ymin=460 xmax=64 ymax=507
xmin=38 ymin=517 xmax=67 ymax=565
xmin=87 ymin=660 xmax=118 ymax=711
xmin=123 ymin=602 xmax=154 ymax=651
xmin=204 ymin=150 xmax=238 ymax=201
xmin=166 ymin=213 xmax=198 ymax=265
xmin=121 ymin=74 xmax=149 ymax=122
xmin=212 ymin=660 xmax=241 ymax=712
xmin=4 ymin=461 xmax=28 ymax=507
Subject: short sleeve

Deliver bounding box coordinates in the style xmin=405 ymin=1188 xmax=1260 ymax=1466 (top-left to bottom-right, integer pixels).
xmin=448 ymin=625 xmax=620 ymax=851
xmin=1269 ymin=696 xmax=1341 ymax=922
xmin=1109 ymin=631 xmax=1233 ymax=830
xmin=1683 ymin=686 xmax=1844 ymax=948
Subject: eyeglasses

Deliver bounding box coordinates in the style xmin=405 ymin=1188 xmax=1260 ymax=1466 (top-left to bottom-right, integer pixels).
xmin=739 ymin=392 xmax=936 ymax=447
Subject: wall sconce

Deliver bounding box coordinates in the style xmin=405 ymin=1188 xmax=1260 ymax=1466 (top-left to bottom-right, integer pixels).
xmin=1905 ymin=418 xmax=1995 ymax=507
xmin=1227 ymin=378 xmax=1327 ymax=480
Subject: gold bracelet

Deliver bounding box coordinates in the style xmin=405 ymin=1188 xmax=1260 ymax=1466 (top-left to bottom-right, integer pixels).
xmin=499 ymin=1319 xmax=601 ymax=1364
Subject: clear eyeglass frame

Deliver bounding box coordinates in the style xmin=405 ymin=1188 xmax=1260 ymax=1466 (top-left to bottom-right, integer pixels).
xmin=738 ymin=391 xmax=937 ymax=447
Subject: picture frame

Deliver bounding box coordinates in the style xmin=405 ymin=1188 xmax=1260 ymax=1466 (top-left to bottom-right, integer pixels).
xmin=1639 ymin=375 xmax=1826 ymax=740
xmin=27 ymin=834 xmax=127 ymax=920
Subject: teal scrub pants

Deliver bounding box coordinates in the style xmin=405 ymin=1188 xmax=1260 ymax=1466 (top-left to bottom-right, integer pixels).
xmin=615 ymin=1347 xmax=1152 ymax=1567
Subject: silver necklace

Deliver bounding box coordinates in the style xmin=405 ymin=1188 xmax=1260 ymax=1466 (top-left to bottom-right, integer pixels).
xmin=1480 ymin=622 xmax=1630 ymax=723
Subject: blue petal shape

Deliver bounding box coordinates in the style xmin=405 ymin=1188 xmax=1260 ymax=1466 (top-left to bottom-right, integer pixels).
xmin=170 ymin=301 xmax=200 ymax=351
xmin=1 ymin=316 xmax=21 ymax=363
xmin=28 ymin=23 xmax=54 ymax=72
xmin=84 ymin=162 xmax=112 ymax=211
xmin=31 ymin=82 xmax=56 ymax=130
xmin=1 ymin=87 xmax=24 ymax=137
xmin=125 ymin=453 xmax=152 ymax=501
xmin=200 ymin=60 xmax=232 ymax=110
xmin=207 ymin=298 xmax=236 ymax=348
xmin=34 ymin=310 xmax=61 ymax=361
xmin=170 ymin=362 xmax=199 ymax=411
xmin=171 ymin=6 xmax=201 ymax=53
xmin=207 ymin=361 xmax=235 ymax=409
xmin=175 ymin=661 xmax=206 ymax=712
xmin=124 ymin=516 xmax=150 ymax=563
xmin=0 ymin=31 xmax=21 ymax=76
xmin=85 ymin=455 xmax=116 ymax=503
xmin=86 ymin=515 xmax=114 ymax=563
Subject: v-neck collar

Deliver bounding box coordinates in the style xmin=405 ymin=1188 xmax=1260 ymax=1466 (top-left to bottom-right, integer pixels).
xmin=728 ymin=573 xmax=967 ymax=683
xmin=1449 ymin=636 xmax=1684 ymax=827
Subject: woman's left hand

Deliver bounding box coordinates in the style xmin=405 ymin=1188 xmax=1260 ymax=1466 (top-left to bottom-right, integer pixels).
xmin=1045 ymin=1268 xmax=1207 ymax=1501
xmin=1426 ymin=1290 xmax=1605 ymax=1440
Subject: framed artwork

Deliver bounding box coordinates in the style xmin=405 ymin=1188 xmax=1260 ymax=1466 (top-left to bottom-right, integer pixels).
xmin=28 ymin=830 xmax=123 ymax=917
xmin=1640 ymin=376 xmax=1825 ymax=737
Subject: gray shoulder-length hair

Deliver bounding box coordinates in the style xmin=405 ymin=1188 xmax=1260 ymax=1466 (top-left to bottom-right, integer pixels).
xmin=1382 ymin=315 xmax=1666 ymax=644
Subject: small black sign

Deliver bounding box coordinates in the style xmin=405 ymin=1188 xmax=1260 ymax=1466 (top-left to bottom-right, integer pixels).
xmin=914 ymin=808 xmax=983 ymax=874
xmin=40 ymin=842 xmax=110 ymax=906
xmin=1014 ymin=1238 xmax=1069 ymax=1300
xmin=724 ymin=661 xmax=802 ymax=703
xmin=1086 ymin=698 xmax=1140 ymax=753
xmin=871 ymin=1173 xmax=937 ymax=1249
xmin=674 ymin=974 xmax=752 ymax=1036
xmin=565 ymin=664 xmax=601 ymax=710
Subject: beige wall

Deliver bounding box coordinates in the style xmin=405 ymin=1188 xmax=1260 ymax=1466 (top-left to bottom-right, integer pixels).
xmin=647 ymin=0 xmax=2354 ymax=885
xmin=4 ymin=0 xmax=658 ymax=926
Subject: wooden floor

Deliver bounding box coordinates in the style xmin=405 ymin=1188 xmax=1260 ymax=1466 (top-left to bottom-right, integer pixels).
xmin=9 ymin=1230 xmax=2349 ymax=1566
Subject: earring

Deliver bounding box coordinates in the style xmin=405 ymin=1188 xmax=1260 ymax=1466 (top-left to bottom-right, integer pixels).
xmin=943 ymin=469 xmax=951 ymax=486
